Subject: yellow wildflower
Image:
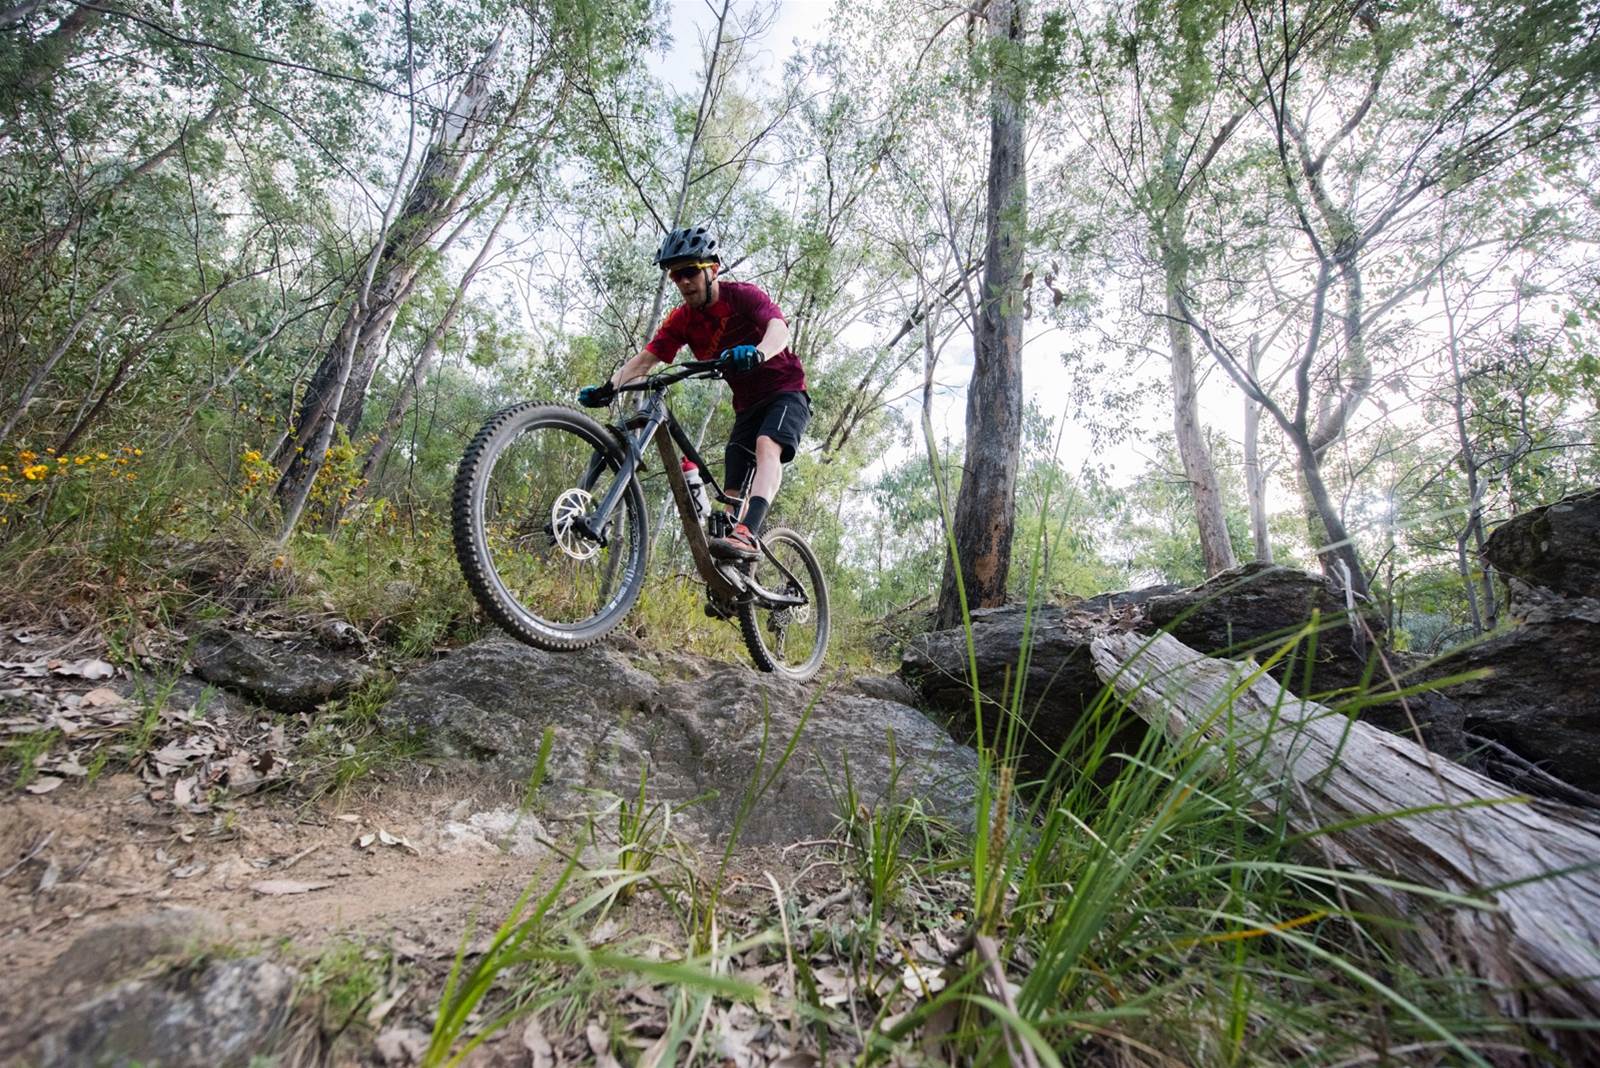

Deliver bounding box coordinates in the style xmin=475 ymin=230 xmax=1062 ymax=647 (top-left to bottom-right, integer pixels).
xmin=96 ymin=452 xmax=109 ymax=460
xmin=74 ymin=456 xmax=87 ymax=465
xmin=22 ymin=464 xmax=49 ymax=480
xmin=18 ymin=451 xmax=36 ymax=462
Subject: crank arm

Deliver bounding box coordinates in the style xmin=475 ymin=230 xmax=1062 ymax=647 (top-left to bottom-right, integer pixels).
xmin=745 ymin=578 xmax=805 ymax=609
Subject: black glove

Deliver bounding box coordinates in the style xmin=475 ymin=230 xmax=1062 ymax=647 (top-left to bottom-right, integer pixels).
xmin=577 ymin=382 xmax=615 ymax=408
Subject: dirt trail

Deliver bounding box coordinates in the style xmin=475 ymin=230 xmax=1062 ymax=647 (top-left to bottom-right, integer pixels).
xmin=0 ymin=767 xmax=559 ymax=1045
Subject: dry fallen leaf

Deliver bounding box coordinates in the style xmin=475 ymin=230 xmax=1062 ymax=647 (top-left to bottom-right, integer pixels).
xmin=522 ymin=1015 xmax=556 ymax=1068
xmin=357 ymin=833 xmax=377 ymax=849
xmin=374 ymin=1026 xmax=429 ymax=1066
xmin=25 ymin=776 xmax=64 ymax=794
xmin=51 ymin=658 xmax=116 ymax=680
xmin=377 ymin=829 xmax=420 ymax=855
xmin=250 ymin=879 xmax=334 ymax=895
xmin=366 ymin=984 xmax=407 ymax=1029
xmin=586 ymin=1019 xmax=623 ymax=1068
xmin=900 ymin=962 xmax=947 ymax=996
xmin=1 ymin=661 xmax=48 ymax=678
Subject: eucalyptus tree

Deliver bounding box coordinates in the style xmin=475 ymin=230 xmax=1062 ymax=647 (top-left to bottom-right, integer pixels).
xmin=273 ymin=0 xmax=659 ymax=536
xmin=1173 ymin=0 xmax=1600 ymax=600
xmin=931 ymin=0 xmax=1030 ymax=627
xmin=0 ymin=0 xmax=373 ymax=454
xmin=1408 ymin=236 xmax=1600 ymax=632
xmin=1061 ymin=0 xmax=1247 ymax=577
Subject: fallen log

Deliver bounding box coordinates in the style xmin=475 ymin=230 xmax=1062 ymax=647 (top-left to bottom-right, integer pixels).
xmin=1089 ymin=632 xmax=1600 ymax=1064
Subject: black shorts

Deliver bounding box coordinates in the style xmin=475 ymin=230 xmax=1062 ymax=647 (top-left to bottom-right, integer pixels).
xmin=724 ymin=391 xmax=810 ymax=496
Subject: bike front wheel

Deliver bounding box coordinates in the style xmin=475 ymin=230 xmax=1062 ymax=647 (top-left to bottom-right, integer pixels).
xmin=452 ymin=403 xmax=649 ymax=650
xmin=738 ymin=527 xmax=829 ymax=682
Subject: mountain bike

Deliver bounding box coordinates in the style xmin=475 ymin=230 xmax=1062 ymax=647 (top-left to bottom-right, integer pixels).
xmin=452 ymin=356 xmax=829 ymax=681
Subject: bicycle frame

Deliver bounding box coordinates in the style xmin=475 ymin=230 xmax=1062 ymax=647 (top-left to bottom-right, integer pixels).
xmin=576 ymin=368 xmax=809 ymax=613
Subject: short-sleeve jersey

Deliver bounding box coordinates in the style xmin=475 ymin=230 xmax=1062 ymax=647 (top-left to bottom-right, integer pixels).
xmin=645 ymin=280 xmax=807 ymax=412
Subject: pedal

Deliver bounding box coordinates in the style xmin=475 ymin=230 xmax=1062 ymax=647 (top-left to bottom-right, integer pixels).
xmin=704 ymin=598 xmax=734 ymax=620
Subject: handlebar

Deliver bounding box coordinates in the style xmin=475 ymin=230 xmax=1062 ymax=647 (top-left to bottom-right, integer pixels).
xmin=614 ymin=354 xmax=733 ymax=394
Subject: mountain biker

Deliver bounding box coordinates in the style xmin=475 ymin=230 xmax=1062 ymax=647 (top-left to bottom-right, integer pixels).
xmin=577 ymin=225 xmax=809 ymax=562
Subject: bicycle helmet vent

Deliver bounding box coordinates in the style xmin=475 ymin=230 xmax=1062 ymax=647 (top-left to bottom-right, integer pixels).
xmin=653 ymin=226 xmax=721 ymax=266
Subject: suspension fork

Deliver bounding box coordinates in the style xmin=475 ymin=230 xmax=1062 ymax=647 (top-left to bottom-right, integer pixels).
xmin=575 ymin=400 xmax=664 ymax=543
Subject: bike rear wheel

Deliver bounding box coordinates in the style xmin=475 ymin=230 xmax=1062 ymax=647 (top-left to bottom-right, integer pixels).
xmin=738 ymin=527 xmax=829 ymax=681
xmin=452 ymin=403 xmax=648 ymax=650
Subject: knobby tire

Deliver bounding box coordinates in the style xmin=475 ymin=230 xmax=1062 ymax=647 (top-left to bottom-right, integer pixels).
xmin=738 ymin=527 xmax=829 ymax=681
xmin=452 ymin=403 xmax=648 ymax=651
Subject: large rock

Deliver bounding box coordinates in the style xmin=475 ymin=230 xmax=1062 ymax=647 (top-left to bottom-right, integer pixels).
xmin=900 ymin=565 xmax=1383 ymax=775
xmin=1389 ymin=488 xmax=1600 ymax=796
xmin=1145 ymin=563 xmax=1381 ymax=692
xmin=1423 ymin=538 xmax=1600 ymax=796
xmin=380 ymin=637 xmax=979 ymax=844
xmin=50 ymin=909 xmax=228 ymax=997
xmin=191 ymin=628 xmax=374 ymax=712
xmin=1482 ymin=487 xmax=1600 ymax=604
xmin=23 ymin=957 xmax=296 ymax=1068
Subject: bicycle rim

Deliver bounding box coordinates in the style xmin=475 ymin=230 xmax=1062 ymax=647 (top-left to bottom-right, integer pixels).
xmin=738 ymin=527 xmax=829 ymax=681
xmin=453 ymin=404 xmax=648 ymax=650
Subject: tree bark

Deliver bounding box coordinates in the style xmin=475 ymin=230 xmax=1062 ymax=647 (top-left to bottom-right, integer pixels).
xmin=1243 ymin=334 xmax=1272 ymax=562
xmin=0 ymin=270 xmax=125 ymax=450
xmin=935 ymin=0 xmax=1026 ymax=630
xmin=1092 ymin=631 xmax=1600 ymax=1064
xmin=356 ymin=199 xmax=511 ymax=491
xmin=1293 ymin=431 xmax=1370 ymax=600
xmin=1165 ymin=253 xmax=1236 ymax=576
xmin=275 ymin=35 xmax=503 ymax=509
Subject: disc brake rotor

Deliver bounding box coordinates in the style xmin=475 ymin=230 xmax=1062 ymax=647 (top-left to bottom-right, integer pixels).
xmin=550 ymin=488 xmax=600 ymax=561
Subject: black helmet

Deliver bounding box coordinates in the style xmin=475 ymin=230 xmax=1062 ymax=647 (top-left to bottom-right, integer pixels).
xmin=653 ymin=225 xmax=720 ymax=267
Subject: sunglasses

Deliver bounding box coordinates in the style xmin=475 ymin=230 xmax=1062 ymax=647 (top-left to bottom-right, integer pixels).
xmin=668 ymin=263 xmax=716 ymax=282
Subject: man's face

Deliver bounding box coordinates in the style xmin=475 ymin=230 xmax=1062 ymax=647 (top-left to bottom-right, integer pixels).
xmin=669 ymin=263 xmax=717 ymax=308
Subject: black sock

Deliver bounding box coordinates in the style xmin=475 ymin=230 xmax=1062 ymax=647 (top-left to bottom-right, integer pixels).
xmin=742 ymin=495 xmax=770 ymax=534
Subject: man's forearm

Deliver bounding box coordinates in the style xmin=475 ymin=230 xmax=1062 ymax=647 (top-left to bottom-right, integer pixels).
xmin=611 ymin=351 xmax=659 ymax=387
xmin=757 ymin=317 xmax=790 ymax=359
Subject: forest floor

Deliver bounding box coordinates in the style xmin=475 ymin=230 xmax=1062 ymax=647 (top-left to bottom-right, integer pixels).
xmin=0 ymin=621 xmax=925 ymax=1068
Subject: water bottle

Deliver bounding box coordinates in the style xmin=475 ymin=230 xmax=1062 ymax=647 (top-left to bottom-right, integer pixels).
xmin=681 ymin=457 xmax=710 ymax=523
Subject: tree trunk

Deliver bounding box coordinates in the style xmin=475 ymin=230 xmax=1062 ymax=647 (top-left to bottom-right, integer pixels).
xmin=1293 ymin=432 xmax=1371 ymax=601
xmin=4 ymin=0 xmax=105 ymax=96
xmin=1443 ymin=276 xmax=1497 ymax=634
xmin=1091 ymin=631 xmax=1600 ymax=1065
xmin=1165 ymin=252 xmax=1236 ymax=576
xmin=935 ymin=0 xmax=1026 ymax=630
xmin=1243 ymin=334 xmax=1272 ymax=562
xmin=0 ymin=270 xmax=125 ymax=450
xmin=275 ymin=36 xmax=503 ymax=510
xmin=355 ymin=201 xmax=512 ymax=493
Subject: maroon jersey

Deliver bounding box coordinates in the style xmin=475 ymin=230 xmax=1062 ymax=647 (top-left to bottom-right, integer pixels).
xmin=646 ymin=280 xmax=807 ymax=412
